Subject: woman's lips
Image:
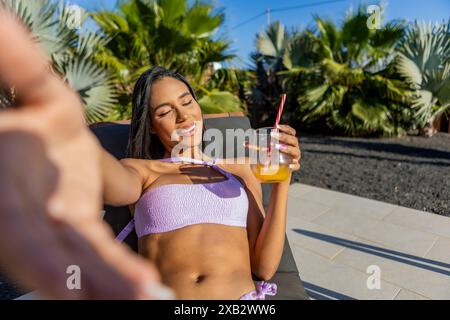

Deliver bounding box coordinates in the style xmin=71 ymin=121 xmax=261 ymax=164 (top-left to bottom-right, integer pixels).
xmin=177 ymin=124 xmax=196 ymax=137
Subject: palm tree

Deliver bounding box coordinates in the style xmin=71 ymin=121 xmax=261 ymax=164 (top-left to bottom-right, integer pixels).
xmin=1 ymin=0 xmax=117 ymax=123
xmin=396 ymin=20 xmax=450 ymax=136
xmin=92 ymin=0 xmax=242 ymax=118
xmin=256 ymin=21 xmax=289 ymax=76
xmin=280 ymin=8 xmax=413 ymax=136
xmin=248 ymin=21 xmax=289 ymax=127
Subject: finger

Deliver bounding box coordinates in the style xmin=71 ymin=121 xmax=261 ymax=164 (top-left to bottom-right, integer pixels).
xmin=276 ymin=124 xmax=296 ymax=136
xmin=272 ymin=132 xmax=299 ymax=147
xmin=63 ymin=221 xmax=173 ymax=300
xmin=0 ymin=193 xmax=81 ymax=299
xmin=0 ymin=8 xmax=66 ymax=105
xmin=274 ymin=143 xmax=301 ymax=160
xmin=289 ymin=163 xmax=301 ymax=171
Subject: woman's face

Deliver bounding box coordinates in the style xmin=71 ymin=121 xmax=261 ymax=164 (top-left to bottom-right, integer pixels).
xmin=149 ymin=77 xmax=203 ymax=154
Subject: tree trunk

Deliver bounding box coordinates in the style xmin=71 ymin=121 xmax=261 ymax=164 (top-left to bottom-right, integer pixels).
xmin=418 ymin=117 xmax=438 ymax=137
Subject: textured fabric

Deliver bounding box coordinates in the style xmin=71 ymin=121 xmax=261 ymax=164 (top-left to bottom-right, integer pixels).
xmin=239 ymin=281 xmax=277 ymax=300
xmin=116 ymin=157 xmax=249 ymax=239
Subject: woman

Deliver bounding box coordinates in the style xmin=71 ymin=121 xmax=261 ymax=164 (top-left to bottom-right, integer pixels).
xmin=102 ymin=66 xmax=301 ymax=300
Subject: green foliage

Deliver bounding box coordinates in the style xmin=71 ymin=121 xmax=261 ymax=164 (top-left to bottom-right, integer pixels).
xmin=396 ymin=20 xmax=450 ymax=127
xmin=197 ymin=90 xmax=241 ymax=114
xmin=245 ymin=22 xmax=289 ymax=127
xmin=92 ymin=0 xmax=242 ymax=117
xmin=277 ymin=6 xmax=414 ymax=136
xmin=1 ymin=0 xmax=117 ymax=123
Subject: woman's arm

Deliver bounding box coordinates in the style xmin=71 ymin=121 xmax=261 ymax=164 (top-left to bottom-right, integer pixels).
xmin=101 ymin=150 xmax=149 ymax=206
xmin=0 ymin=11 xmax=166 ymax=299
xmin=244 ymin=172 xmax=290 ymax=281
xmin=245 ymin=124 xmax=301 ymax=281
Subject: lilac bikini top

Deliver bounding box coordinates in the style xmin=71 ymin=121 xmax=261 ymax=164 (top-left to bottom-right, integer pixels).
xmin=116 ymin=157 xmax=249 ymax=241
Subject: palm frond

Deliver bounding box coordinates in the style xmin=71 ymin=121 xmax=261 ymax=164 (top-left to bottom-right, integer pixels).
xmin=2 ymin=0 xmax=117 ymax=123
xmin=198 ymin=90 xmax=242 ymax=114
xmin=397 ymin=20 xmax=450 ymax=126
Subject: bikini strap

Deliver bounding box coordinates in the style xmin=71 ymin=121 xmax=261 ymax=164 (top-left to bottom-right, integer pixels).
xmin=115 ymin=218 xmax=135 ymax=243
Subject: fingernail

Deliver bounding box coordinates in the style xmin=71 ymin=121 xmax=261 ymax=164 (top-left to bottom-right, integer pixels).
xmin=142 ymin=283 xmax=175 ymax=300
xmin=275 ymin=143 xmax=288 ymax=151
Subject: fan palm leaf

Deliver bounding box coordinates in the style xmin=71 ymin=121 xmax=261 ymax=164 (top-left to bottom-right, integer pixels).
xmin=396 ymin=20 xmax=450 ymax=126
xmin=1 ymin=0 xmax=116 ymax=122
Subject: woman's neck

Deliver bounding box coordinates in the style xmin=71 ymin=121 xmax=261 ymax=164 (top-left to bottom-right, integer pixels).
xmin=163 ymin=146 xmax=211 ymax=161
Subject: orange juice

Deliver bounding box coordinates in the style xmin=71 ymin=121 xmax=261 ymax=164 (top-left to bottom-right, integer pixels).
xmin=251 ymin=163 xmax=291 ymax=182
xmin=248 ymin=127 xmax=293 ymax=182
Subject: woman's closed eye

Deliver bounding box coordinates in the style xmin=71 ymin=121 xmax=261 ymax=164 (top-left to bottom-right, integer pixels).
xmin=182 ymin=99 xmax=193 ymax=107
xmin=156 ymin=99 xmax=192 ymax=117
xmin=157 ymin=107 xmax=172 ymax=117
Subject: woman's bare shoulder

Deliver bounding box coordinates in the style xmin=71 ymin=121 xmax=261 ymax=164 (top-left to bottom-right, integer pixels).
xmin=120 ymin=157 xmax=151 ymax=171
xmin=218 ymin=157 xmax=255 ymax=181
xmin=119 ymin=158 xmax=166 ymax=182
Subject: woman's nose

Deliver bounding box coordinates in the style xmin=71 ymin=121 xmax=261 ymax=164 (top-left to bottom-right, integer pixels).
xmin=175 ymin=108 xmax=190 ymax=122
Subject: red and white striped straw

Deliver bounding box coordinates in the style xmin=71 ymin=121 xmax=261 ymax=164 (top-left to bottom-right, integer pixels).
xmin=267 ymin=94 xmax=287 ymax=163
xmin=274 ymin=93 xmax=287 ymax=128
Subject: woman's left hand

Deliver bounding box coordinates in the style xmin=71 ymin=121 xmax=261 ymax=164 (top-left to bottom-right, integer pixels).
xmin=273 ymin=124 xmax=301 ymax=172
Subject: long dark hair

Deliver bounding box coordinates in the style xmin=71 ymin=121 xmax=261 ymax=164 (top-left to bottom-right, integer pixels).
xmin=126 ymin=66 xmax=198 ymax=159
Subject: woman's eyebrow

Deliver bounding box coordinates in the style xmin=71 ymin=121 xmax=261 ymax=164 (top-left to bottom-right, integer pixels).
xmin=178 ymin=91 xmax=191 ymax=100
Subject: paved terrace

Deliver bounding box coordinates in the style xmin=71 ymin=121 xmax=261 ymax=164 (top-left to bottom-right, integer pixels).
xmin=287 ymin=183 xmax=450 ymax=300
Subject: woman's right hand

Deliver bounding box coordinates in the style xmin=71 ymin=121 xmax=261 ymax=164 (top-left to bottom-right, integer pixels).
xmin=0 ymin=9 xmax=170 ymax=299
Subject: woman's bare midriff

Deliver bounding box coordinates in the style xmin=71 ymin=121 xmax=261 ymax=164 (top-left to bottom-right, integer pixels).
xmin=138 ymin=224 xmax=256 ymax=300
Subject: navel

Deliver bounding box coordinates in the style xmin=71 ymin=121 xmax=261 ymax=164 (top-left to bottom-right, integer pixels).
xmin=194 ymin=274 xmax=207 ymax=284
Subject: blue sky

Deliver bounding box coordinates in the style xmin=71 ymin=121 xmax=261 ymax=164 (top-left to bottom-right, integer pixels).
xmin=72 ymin=0 xmax=450 ymax=65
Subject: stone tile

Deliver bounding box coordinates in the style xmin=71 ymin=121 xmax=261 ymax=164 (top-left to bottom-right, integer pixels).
xmin=288 ymin=183 xmax=315 ymax=199
xmin=425 ymin=237 xmax=450 ymax=263
xmin=287 ymin=196 xmax=331 ymax=221
xmin=357 ymin=221 xmax=438 ymax=257
xmin=286 ymin=215 xmax=358 ymax=259
xmin=333 ymin=238 xmax=450 ymax=300
xmin=291 ymin=244 xmax=401 ymax=300
xmin=312 ymin=208 xmax=378 ymax=237
xmin=313 ymin=209 xmax=437 ymax=257
xmin=383 ymin=206 xmax=450 ymax=239
xmin=394 ymin=289 xmax=430 ymax=300
xmin=295 ymin=186 xmax=396 ymax=220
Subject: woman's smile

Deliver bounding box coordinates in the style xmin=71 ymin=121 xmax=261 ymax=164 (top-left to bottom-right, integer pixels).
xmin=176 ymin=123 xmax=196 ymax=137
